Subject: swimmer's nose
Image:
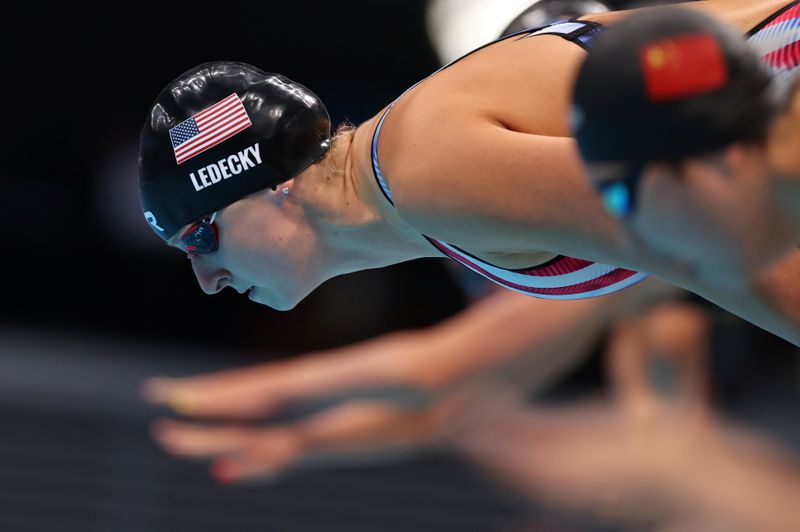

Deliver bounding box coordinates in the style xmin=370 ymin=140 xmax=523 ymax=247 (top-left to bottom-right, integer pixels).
xmin=190 ymin=259 xmax=231 ymax=295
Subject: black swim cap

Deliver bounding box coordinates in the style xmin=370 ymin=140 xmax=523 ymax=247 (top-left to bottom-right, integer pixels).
xmin=571 ymin=6 xmax=776 ymax=165
xmin=502 ymin=0 xmax=609 ymax=36
xmin=139 ymin=61 xmax=331 ymax=241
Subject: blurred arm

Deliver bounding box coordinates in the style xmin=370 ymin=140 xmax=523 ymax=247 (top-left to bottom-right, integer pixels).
xmin=144 ymin=278 xmax=678 ymax=484
xmin=449 ymin=299 xmax=800 ymax=532
xmin=682 ymin=249 xmax=800 ymax=348
xmin=675 ymin=427 xmax=800 ymax=532
xmin=419 ymin=277 xmax=678 ymax=393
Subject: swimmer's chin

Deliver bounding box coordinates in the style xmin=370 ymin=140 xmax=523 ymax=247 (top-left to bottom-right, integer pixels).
xmin=248 ymin=287 xmax=301 ymax=311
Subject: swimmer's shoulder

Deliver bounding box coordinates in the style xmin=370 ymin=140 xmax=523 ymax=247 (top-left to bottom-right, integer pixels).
xmin=366 ymin=22 xmax=646 ymax=257
xmin=376 ymin=24 xmax=588 ymax=154
xmin=369 ymin=89 xmax=609 ymax=258
xmin=372 ymin=32 xmax=583 ymax=197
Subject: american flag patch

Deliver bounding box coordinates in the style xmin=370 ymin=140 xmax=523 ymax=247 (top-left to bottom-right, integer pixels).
xmin=169 ymin=93 xmax=252 ymax=165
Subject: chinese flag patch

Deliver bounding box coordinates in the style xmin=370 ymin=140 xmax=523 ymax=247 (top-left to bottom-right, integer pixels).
xmin=640 ymin=33 xmax=729 ymax=103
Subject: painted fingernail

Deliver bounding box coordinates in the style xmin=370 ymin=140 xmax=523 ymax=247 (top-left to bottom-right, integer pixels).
xmin=212 ymin=459 xmax=239 ymax=485
xmin=168 ymin=389 xmax=196 ymax=414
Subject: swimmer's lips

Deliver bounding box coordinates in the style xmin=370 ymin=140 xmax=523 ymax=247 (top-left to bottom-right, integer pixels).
xmin=229 ymin=284 xmax=256 ymax=300
xmin=232 ymin=284 xmax=255 ymax=298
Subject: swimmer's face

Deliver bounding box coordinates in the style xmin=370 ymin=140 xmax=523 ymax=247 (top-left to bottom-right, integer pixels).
xmin=167 ymin=188 xmax=322 ymax=311
xmin=587 ymin=146 xmax=795 ymax=282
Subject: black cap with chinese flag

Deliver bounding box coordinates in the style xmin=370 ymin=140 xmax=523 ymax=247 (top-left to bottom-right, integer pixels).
xmin=571 ymin=5 xmax=776 ymax=165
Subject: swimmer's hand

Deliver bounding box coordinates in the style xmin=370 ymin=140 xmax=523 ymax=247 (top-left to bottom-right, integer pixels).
xmin=452 ymin=303 xmax=800 ymax=532
xmin=139 ymin=330 xmax=505 ymax=485
xmin=138 ymin=280 xmax=679 ymax=485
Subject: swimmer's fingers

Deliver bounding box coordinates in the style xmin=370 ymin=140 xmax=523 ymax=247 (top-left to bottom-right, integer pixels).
xmin=151 ymin=418 xmax=296 ymax=460
xmin=142 ymin=363 xmax=293 ymax=418
xmin=152 ymin=418 xmax=301 ymax=483
xmin=140 ymin=333 xmax=424 ymax=419
xmin=152 ymin=388 xmax=480 ymax=485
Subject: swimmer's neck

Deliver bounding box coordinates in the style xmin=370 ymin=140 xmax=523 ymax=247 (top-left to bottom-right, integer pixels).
xmin=290 ymin=119 xmax=439 ymax=277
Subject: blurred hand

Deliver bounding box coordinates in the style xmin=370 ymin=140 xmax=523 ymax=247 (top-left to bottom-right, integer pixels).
xmin=140 ymin=330 xmax=512 ymax=484
xmin=450 ymin=302 xmax=800 ymax=531
xmin=451 ymin=303 xmax=716 ymax=521
xmin=140 ymin=280 xmax=680 ymax=486
xmin=141 ymin=331 xmax=436 ymax=420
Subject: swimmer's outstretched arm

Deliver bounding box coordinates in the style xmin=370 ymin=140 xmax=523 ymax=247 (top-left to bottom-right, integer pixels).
xmin=142 ymin=278 xmax=675 ymax=483
xmin=142 ymin=287 xmax=627 ymax=418
xmin=414 ymin=277 xmax=677 ymax=392
xmin=143 ymin=277 xmax=675 ymax=417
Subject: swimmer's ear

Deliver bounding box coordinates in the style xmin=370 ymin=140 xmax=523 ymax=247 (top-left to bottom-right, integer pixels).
xmin=702 ymin=150 xmax=735 ymax=179
xmin=718 ymin=143 xmax=768 ymax=182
